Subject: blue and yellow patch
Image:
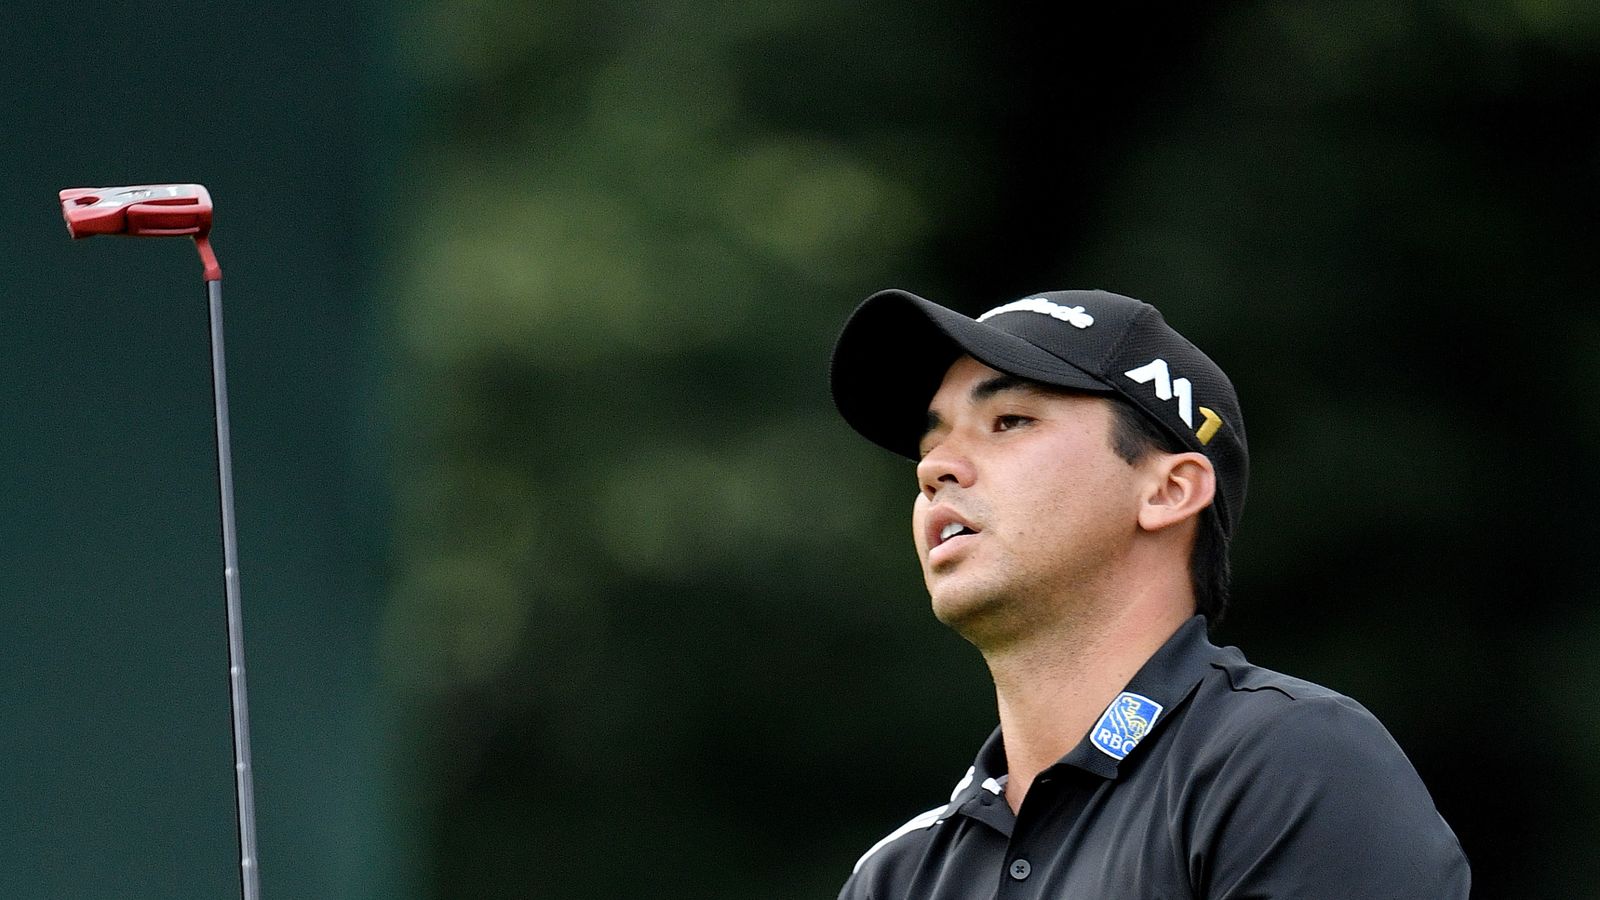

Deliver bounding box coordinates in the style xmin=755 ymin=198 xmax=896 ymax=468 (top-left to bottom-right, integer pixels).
xmin=1091 ymin=692 xmax=1164 ymax=761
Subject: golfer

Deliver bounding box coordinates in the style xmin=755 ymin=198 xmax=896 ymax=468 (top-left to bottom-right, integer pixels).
xmin=829 ymin=289 xmax=1469 ymax=898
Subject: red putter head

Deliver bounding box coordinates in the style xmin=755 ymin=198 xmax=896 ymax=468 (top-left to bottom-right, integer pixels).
xmin=59 ymin=184 xmax=220 ymax=280
xmin=59 ymin=184 xmax=213 ymax=238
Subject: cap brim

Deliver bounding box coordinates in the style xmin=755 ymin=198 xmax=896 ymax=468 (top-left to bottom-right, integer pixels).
xmin=830 ymin=289 xmax=1111 ymax=459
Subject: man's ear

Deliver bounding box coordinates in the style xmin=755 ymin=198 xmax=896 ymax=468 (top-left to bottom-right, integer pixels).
xmin=1137 ymin=452 xmax=1216 ymax=533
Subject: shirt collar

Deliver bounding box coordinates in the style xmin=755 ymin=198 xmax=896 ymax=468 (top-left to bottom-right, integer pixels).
xmin=948 ymin=726 xmax=1014 ymax=835
xmin=1062 ymin=614 xmax=1217 ymax=779
xmin=951 ymin=614 xmax=1220 ymax=806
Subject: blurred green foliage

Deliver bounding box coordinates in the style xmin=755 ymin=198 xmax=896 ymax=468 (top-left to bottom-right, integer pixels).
xmin=382 ymin=1 xmax=1600 ymax=897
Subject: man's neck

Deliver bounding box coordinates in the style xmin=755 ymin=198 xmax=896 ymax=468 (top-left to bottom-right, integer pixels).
xmin=984 ymin=593 xmax=1191 ymax=814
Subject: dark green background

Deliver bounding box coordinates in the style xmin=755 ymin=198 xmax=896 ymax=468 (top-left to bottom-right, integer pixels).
xmin=2 ymin=2 xmax=403 ymax=897
xmin=5 ymin=2 xmax=1597 ymax=898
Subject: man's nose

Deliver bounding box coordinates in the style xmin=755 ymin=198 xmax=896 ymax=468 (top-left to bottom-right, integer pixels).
xmin=917 ymin=439 xmax=976 ymax=499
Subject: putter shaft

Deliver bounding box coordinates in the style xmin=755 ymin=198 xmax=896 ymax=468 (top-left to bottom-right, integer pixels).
xmin=208 ymin=276 xmax=261 ymax=900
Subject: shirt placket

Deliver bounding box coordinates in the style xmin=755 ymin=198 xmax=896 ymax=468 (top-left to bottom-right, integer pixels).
xmin=994 ymin=767 xmax=1099 ymax=899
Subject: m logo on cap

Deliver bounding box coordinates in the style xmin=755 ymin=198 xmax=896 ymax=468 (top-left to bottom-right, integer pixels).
xmin=1124 ymin=358 xmax=1224 ymax=445
xmin=977 ymin=297 xmax=1095 ymax=329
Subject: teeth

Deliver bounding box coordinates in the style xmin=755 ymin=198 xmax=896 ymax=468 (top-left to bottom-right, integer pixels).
xmin=940 ymin=522 xmax=967 ymax=542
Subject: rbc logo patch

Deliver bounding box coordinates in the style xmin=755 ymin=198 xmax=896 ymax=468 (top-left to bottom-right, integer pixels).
xmin=1091 ymin=692 xmax=1164 ymax=761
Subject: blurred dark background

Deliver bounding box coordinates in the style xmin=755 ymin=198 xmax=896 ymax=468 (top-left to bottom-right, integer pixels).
xmin=4 ymin=1 xmax=1597 ymax=897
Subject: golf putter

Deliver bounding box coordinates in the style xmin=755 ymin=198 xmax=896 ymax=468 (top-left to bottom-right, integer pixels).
xmin=59 ymin=184 xmax=260 ymax=900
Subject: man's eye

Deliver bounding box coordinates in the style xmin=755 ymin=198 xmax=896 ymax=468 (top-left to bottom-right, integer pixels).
xmin=995 ymin=414 xmax=1032 ymax=432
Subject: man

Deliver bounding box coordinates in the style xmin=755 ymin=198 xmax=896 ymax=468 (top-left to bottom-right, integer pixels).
xmin=828 ymin=289 xmax=1469 ymax=899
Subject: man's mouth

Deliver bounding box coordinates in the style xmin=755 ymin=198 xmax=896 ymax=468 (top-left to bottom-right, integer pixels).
xmin=927 ymin=511 xmax=983 ymax=555
xmin=938 ymin=521 xmax=978 ymax=544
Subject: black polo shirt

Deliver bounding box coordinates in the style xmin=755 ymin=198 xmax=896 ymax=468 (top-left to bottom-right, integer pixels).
xmin=839 ymin=617 xmax=1469 ymax=899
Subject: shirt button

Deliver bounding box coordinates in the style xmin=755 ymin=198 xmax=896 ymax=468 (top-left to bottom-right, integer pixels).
xmin=1009 ymin=858 xmax=1032 ymax=880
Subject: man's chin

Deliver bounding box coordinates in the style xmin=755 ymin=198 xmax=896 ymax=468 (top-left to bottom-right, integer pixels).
xmin=929 ymin=582 xmax=1008 ymax=634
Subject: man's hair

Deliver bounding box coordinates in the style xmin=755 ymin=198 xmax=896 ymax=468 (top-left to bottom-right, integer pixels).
xmin=1107 ymin=398 xmax=1232 ymax=623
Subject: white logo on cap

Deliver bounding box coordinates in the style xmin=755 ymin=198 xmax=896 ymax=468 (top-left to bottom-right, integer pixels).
xmin=1124 ymin=357 xmax=1225 ymax=445
xmin=977 ymin=297 xmax=1094 ymax=328
xmin=1125 ymin=358 xmax=1193 ymax=426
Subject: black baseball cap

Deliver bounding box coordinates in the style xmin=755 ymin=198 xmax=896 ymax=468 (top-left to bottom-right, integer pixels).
xmin=830 ymin=289 xmax=1249 ymax=538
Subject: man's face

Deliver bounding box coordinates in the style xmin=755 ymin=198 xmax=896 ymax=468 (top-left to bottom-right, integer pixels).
xmin=912 ymin=355 xmax=1148 ymax=645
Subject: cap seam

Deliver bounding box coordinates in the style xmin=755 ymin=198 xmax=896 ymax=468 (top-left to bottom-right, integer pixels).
xmin=1094 ymin=302 xmax=1154 ymax=375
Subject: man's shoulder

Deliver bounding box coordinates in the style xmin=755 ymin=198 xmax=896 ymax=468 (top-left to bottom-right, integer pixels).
xmin=1173 ymin=646 xmax=1408 ymax=768
xmin=838 ymin=768 xmax=975 ymax=898
xmin=844 ymin=759 xmax=979 ymax=883
xmin=1165 ymin=645 xmax=1444 ymax=811
xmin=1207 ymin=646 xmax=1346 ymax=702
xmin=1165 ymin=645 xmax=1471 ymax=896
xmin=839 ymin=801 xmax=950 ymax=896
xmin=851 ymin=801 xmax=950 ymax=867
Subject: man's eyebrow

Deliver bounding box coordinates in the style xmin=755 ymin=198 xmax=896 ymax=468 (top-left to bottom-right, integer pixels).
xmin=970 ymin=374 xmax=1037 ymax=402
